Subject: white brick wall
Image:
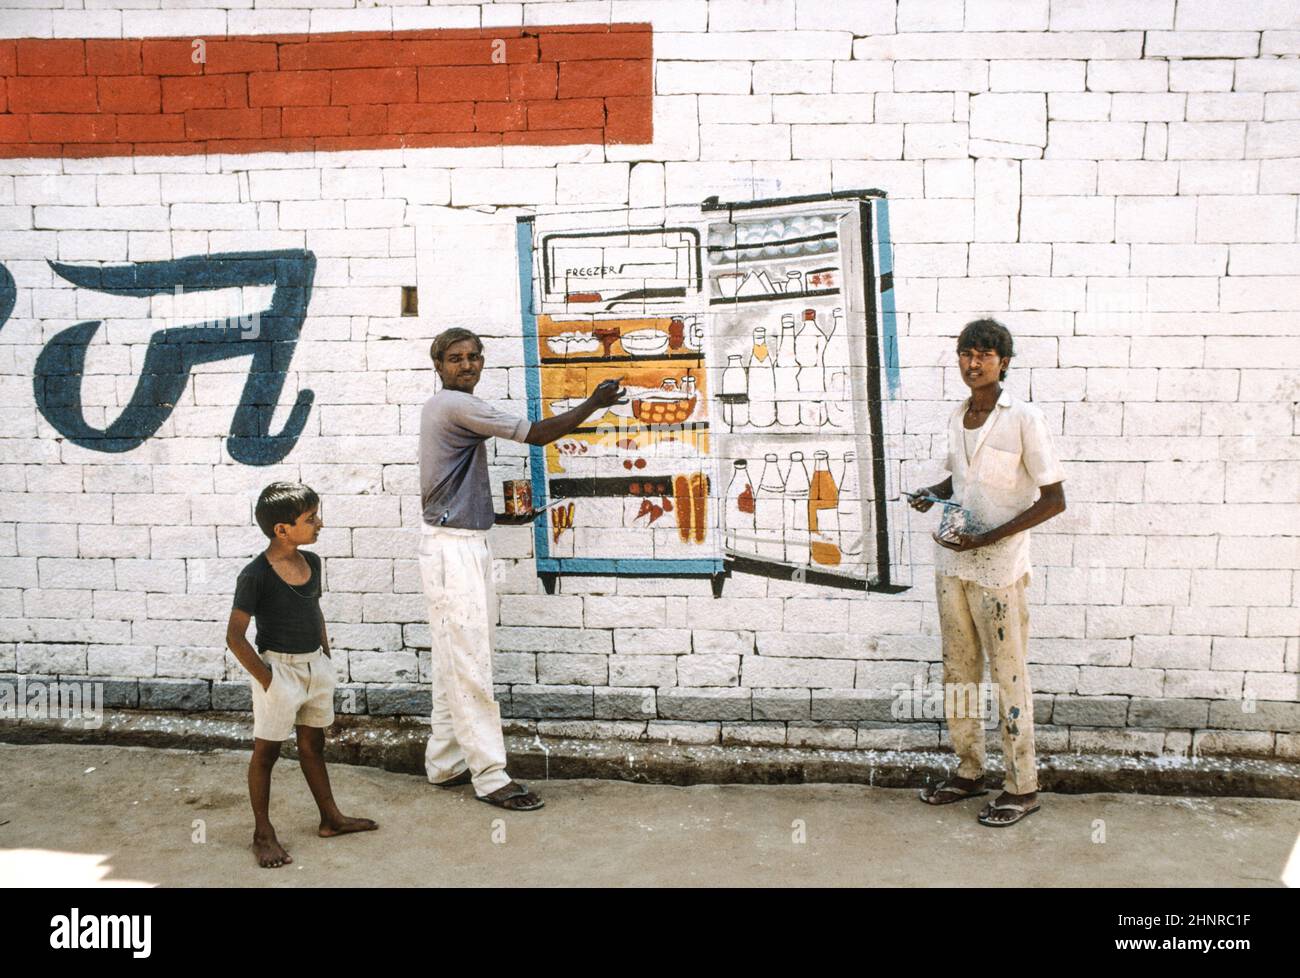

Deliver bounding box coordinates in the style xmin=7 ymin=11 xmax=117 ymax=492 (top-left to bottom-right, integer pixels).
xmin=0 ymin=0 xmax=1296 ymax=744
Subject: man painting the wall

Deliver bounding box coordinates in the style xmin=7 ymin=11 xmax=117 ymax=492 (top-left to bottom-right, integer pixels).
xmin=420 ymin=328 xmax=624 ymax=811
xmin=909 ymin=319 xmax=1066 ymax=827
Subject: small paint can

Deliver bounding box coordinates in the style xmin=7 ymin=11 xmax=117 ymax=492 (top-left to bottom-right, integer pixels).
xmin=504 ymin=479 xmax=533 ymax=516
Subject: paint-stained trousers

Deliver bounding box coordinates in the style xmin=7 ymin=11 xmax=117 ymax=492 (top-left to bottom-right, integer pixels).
xmin=936 ymin=572 xmax=1038 ymax=795
xmin=418 ymin=524 xmax=512 ymax=798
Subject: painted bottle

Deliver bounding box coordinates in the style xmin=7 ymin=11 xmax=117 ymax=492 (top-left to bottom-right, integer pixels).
xmin=837 ymin=450 xmax=864 ymax=557
xmin=720 ymin=354 xmax=748 ymax=428
xmin=747 ymin=327 xmax=776 ymax=428
xmin=825 ymin=307 xmax=851 ymax=428
xmin=724 ymin=459 xmax=756 ymax=554
xmin=808 ymin=449 xmax=842 ymax=566
xmin=775 ymin=314 xmax=800 ymax=427
xmin=754 ymin=453 xmax=785 ymax=561
xmin=784 ymin=450 xmax=811 ymax=566
xmin=796 ymin=308 xmax=826 ymax=427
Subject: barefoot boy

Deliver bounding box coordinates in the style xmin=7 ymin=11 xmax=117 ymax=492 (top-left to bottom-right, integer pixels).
xmin=226 ymin=482 xmax=377 ymax=868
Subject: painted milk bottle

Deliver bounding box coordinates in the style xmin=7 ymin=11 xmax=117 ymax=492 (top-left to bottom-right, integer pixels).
xmin=754 ymin=453 xmax=786 ymax=560
xmin=747 ymin=327 xmax=776 ymax=428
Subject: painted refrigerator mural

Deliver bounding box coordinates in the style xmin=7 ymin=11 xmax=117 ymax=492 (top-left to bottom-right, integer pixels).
xmin=517 ymin=191 xmax=909 ymax=596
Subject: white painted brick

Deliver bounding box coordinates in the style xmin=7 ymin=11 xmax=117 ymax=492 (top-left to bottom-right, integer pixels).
xmin=970 ymin=93 xmax=1047 ymax=147
xmin=989 ymin=59 xmax=1085 ymax=93
xmin=968 ymin=243 xmax=1052 ymax=276
xmin=555 ymin=163 xmax=631 ymax=205
xmin=1048 ymin=92 xmax=1112 ymax=121
xmin=1087 ymin=60 xmax=1168 ymax=94
xmin=894 ymin=60 xmax=987 ymax=93
xmin=1167 ymin=122 xmax=1245 ymax=160
xmin=1051 ymin=0 xmax=1174 ymax=30
xmin=1221 ymin=276 xmax=1300 ymax=311
xmin=1187 ymin=94 xmax=1264 ymax=123
xmin=752 ymin=60 xmax=831 ymax=94
xmin=792 ymin=123 xmax=903 ymax=160
xmin=832 ymin=61 xmax=895 ymax=93
xmin=965 ymin=0 xmax=1049 ymax=31
xmin=1097 ymin=161 xmax=1180 ymax=196
xmin=742 ymin=655 xmax=854 ymax=687
xmin=1179 ymin=161 xmax=1259 ymax=195
xmin=1145 ymin=31 xmax=1260 ymax=58
xmin=451 ymin=168 xmax=555 ymax=206
xmin=876 ymin=94 xmax=955 ymax=124
xmin=1264 ymin=92 xmax=1300 ymax=120
xmin=923 ymin=159 xmax=973 ymax=197
xmin=699 ymin=96 xmax=771 ymax=125
xmin=1111 ymin=94 xmax=1185 ymax=123
xmin=709 ymin=0 xmax=795 ymax=30
xmin=1192 ymin=570 xmax=1292 ymax=608
xmin=1177 ymin=0 xmax=1300 ymax=29
xmin=1213 ymin=638 xmax=1286 ymax=673
xmin=1169 ymin=61 xmax=1235 ymax=93
xmin=771 ymin=94 xmax=872 ymax=125
xmin=854 ymin=31 xmax=1143 ymax=63
xmin=1262 ymin=31 xmax=1300 ymax=54
xmin=1012 ymin=277 xmax=1086 ymax=310
xmin=1114 ymin=196 xmax=1197 ymax=242
xmin=897 ymin=0 xmax=963 ymax=31
xmin=1260 ymin=159 xmax=1300 ymax=193
xmin=1021 ymin=160 xmax=1097 ymax=195
xmin=1196 ymin=195 xmax=1296 ymax=243
xmin=159 ymin=174 xmax=240 ymax=204
xmin=701 ymin=124 xmax=792 ymax=161
xmin=903 ymin=122 xmax=968 ymax=159
xmin=1235 ymin=59 xmax=1300 ymax=92
xmin=1227 ymin=243 xmax=1300 ymax=274
xmin=1047 ymin=122 xmax=1146 ymax=159
xmin=973 ymin=158 xmax=1019 ymax=243
xmin=795 ymin=0 xmax=896 ymax=33
xmin=1247 ymin=121 xmax=1300 ymax=158
xmin=660 ymin=31 xmax=853 ymax=62
xmin=888 ymin=198 xmax=974 ymax=242
xmin=1021 ymin=196 xmax=1114 ymax=242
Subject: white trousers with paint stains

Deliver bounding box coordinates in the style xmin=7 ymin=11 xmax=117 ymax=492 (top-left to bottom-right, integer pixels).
xmin=419 ymin=525 xmax=512 ymax=798
xmin=936 ymin=572 xmax=1038 ymax=795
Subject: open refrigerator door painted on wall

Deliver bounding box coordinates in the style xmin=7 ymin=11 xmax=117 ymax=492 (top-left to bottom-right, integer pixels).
xmin=516 ymin=190 xmax=910 ymax=596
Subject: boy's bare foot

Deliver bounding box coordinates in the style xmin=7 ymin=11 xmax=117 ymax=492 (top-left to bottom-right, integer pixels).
xmin=253 ymin=830 xmax=292 ymax=868
xmin=318 ymin=815 xmax=379 ymax=838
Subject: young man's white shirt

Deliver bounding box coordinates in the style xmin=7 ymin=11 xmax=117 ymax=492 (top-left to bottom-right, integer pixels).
xmin=935 ymin=388 xmax=1065 ymax=590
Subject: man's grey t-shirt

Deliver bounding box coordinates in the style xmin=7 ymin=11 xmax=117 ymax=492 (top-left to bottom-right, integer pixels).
xmin=420 ymin=389 xmax=532 ymax=530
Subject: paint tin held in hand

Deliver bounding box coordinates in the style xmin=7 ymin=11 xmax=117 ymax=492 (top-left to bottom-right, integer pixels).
xmin=504 ymin=479 xmax=533 ymax=516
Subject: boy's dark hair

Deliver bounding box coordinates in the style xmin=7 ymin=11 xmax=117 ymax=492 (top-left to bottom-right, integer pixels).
xmin=957 ymin=318 xmax=1015 ymax=381
xmin=430 ymin=328 xmax=483 ymax=364
xmin=255 ymin=482 xmax=319 ymax=539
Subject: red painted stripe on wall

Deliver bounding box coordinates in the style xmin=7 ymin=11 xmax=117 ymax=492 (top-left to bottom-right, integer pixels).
xmin=0 ymin=24 xmax=652 ymax=158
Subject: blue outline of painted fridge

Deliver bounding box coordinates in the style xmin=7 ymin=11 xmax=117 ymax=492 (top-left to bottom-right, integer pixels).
xmin=516 ymin=190 xmax=909 ymax=597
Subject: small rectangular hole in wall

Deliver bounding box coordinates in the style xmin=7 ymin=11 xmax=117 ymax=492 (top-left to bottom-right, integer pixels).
xmin=401 ymin=286 xmax=418 ymax=316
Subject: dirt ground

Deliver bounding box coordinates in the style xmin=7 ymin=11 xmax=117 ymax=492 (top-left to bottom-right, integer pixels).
xmin=1 ymin=743 xmax=1296 ymax=887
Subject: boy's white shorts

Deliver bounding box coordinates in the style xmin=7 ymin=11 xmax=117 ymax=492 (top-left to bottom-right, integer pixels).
xmin=250 ymin=649 xmax=337 ymax=742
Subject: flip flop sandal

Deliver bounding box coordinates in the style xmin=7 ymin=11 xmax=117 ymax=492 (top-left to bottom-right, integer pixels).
xmin=478 ymin=781 xmax=545 ymax=812
xmin=978 ymin=801 xmax=1041 ymax=827
xmin=432 ymin=769 xmax=473 ymax=788
xmin=919 ymin=780 xmax=989 ymax=805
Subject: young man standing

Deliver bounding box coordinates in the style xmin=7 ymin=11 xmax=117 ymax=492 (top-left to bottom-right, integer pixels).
xmin=909 ymin=319 xmax=1066 ymax=827
xmin=419 ymin=327 xmax=623 ymax=811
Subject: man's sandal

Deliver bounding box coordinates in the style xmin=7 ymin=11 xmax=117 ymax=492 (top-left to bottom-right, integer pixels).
xmin=432 ymin=769 xmax=473 ymax=788
xmin=977 ymin=799 xmax=1040 ymax=827
xmin=478 ymin=781 xmax=545 ymax=812
xmin=919 ymin=778 xmax=989 ymax=805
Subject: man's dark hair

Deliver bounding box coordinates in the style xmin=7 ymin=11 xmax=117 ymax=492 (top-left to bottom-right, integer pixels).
xmin=255 ymin=482 xmax=319 ymax=539
xmin=957 ymin=318 xmax=1014 ymax=381
xmin=430 ymin=328 xmax=484 ymax=364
